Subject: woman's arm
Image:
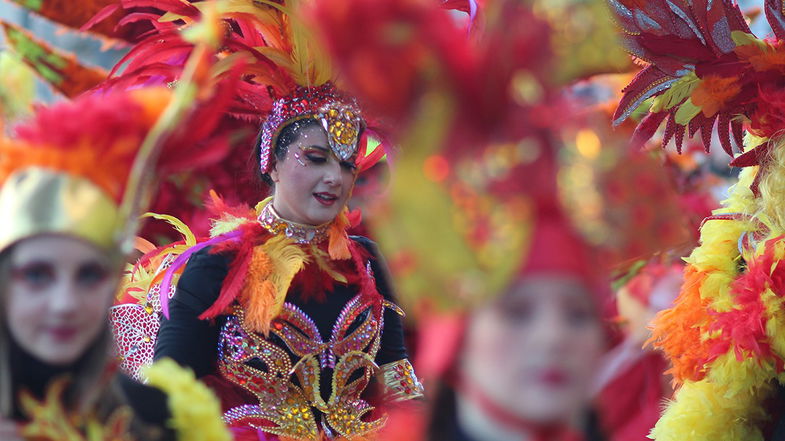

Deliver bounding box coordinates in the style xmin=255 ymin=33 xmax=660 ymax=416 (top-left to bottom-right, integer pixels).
xmin=153 ymin=247 xmax=230 ymax=378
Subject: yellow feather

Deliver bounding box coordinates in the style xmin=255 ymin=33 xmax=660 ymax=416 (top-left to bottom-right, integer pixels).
xmin=650 ymin=72 xmax=699 ymax=113
xmin=256 ymin=47 xmax=296 ymax=72
xmin=236 ymin=235 xmax=310 ymax=334
xmin=210 ymin=217 xmax=250 ymax=238
xmin=674 ymin=98 xmax=702 ymax=125
xmin=254 ymin=0 xmax=334 ymax=86
xmin=142 ymin=212 xmax=197 ymax=245
xmin=144 ymin=359 xmax=232 ymax=441
xmin=263 ymin=235 xmax=308 ymax=312
xmin=310 ymin=245 xmax=349 ymax=284
xmin=254 ymin=197 xmax=271 ymax=215
xmin=651 ymin=374 xmax=770 ymax=441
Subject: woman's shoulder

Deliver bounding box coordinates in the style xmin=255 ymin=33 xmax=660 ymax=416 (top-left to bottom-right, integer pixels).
xmin=174 ymin=246 xmax=234 ymax=308
xmin=179 ymin=246 xmax=232 ymax=281
xmin=187 ymin=245 xmax=233 ymax=266
xmin=349 ymin=235 xmax=380 ymax=257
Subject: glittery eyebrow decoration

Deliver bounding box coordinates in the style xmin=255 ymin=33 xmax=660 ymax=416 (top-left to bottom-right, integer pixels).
xmin=293 ymin=150 xmax=307 ymax=167
xmin=294 ymin=145 xmax=327 ymax=167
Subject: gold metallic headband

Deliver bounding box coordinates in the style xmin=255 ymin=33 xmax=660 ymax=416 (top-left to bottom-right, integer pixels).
xmin=0 ymin=168 xmax=120 ymax=252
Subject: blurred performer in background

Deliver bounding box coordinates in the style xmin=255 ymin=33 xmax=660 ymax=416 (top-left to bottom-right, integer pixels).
xmin=594 ymin=262 xmax=680 ymax=441
xmin=409 ymin=208 xmax=614 ymax=441
xmin=306 ymin=0 xmax=647 ymax=440
xmin=0 ymin=87 xmax=231 ymax=441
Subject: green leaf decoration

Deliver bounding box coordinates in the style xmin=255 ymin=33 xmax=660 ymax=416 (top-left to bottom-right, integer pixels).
xmin=650 ymin=71 xmax=699 ymax=113
xmin=731 ymin=30 xmax=769 ymax=51
xmin=674 ymin=98 xmax=702 ymax=125
xmin=2 ymin=23 xmax=68 ymax=85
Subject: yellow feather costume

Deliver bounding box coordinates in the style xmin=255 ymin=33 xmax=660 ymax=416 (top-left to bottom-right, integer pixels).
xmin=650 ymin=147 xmax=785 ymax=440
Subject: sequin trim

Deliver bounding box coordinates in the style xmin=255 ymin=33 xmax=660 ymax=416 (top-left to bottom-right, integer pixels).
xmin=111 ymin=254 xmax=178 ymax=380
xmin=378 ymin=359 xmax=425 ymax=402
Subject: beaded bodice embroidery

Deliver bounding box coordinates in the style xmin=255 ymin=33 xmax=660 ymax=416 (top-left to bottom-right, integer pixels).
xmin=218 ymin=294 xmax=403 ymax=440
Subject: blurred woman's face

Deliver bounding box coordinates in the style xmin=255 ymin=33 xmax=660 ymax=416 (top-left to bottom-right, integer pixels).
xmin=5 ymin=235 xmax=116 ymax=366
xmin=270 ymin=123 xmax=357 ymax=226
xmin=460 ymin=273 xmax=606 ymax=424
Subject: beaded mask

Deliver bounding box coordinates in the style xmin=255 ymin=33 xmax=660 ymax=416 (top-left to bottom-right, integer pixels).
xmin=258 ymin=83 xmax=364 ymax=174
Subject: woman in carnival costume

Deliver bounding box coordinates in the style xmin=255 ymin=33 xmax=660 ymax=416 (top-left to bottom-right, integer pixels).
xmin=608 ymin=0 xmax=785 ymax=439
xmin=100 ymin=2 xmax=423 ymax=440
xmin=0 ymin=86 xmax=232 ymax=441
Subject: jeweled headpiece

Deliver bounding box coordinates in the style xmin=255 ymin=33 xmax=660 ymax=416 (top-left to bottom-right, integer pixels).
xmin=258 ymin=82 xmax=364 ymax=174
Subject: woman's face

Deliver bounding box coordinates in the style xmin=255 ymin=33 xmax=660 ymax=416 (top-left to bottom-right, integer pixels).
xmin=270 ymin=123 xmax=357 ymax=225
xmin=5 ymin=235 xmax=116 ymax=366
xmin=460 ymin=273 xmax=606 ymax=424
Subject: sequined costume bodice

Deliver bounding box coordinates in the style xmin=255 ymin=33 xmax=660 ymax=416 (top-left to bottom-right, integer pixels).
xmin=219 ymin=293 xmax=402 ymax=439
xmin=146 ymin=236 xmax=422 ymax=440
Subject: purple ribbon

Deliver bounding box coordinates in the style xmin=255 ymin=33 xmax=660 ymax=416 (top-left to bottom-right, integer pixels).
xmin=159 ymin=230 xmax=243 ymax=318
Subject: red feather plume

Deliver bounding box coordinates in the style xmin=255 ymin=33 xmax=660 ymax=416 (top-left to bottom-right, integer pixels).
xmin=610 ymin=0 xmax=785 ymax=171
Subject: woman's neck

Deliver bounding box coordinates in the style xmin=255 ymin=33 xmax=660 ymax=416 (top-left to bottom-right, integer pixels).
xmin=259 ymin=199 xmax=333 ymax=244
xmin=9 ymin=339 xmax=75 ymax=419
xmin=456 ymin=391 xmax=533 ymax=441
xmin=454 ymin=379 xmax=584 ymax=441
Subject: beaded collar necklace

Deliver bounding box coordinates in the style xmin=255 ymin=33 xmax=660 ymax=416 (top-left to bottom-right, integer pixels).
xmin=258 ymin=201 xmax=331 ymax=244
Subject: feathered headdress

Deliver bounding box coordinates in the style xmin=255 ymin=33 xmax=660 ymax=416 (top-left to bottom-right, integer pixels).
xmin=0 ymin=10 xmax=246 ymax=253
xmin=610 ymin=0 xmax=785 ymax=180
xmin=306 ymin=0 xmax=640 ymax=311
xmin=0 ymin=88 xmax=172 ymax=253
xmin=299 ymin=0 xmax=559 ymax=310
xmin=92 ymin=0 xmax=384 ymax=174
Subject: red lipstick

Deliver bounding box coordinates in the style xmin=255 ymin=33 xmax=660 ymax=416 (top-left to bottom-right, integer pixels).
xmin=48 ymin=326 xmax=78 ymax=341
xmin=538 ymin=368 xmax=570 ymax=387
xmin=314 ymin=192 xmax=338 ymax=206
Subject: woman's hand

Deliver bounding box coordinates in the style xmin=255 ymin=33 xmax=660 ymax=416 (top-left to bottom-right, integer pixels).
xmin=0 ymin=417 xmax=23 ymax=441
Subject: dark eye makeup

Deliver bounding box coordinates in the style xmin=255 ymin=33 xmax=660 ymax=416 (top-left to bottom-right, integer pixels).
xmin=301 ymin=146 xmax=328 ymax=163
xmin=306 ymin=154 xmax=327 ymax=164
xmin=12 ymin=261 xmax=55 ymax=289
xmin=76 ymin=262 xmax=110 ymax=286
xmin=340 ymin=161 xmax=358 ymax=172
xmin=300 ymin=146 xmax=357 ymax=172
xmin=11 ymin=260 xmax=110 ymax=289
